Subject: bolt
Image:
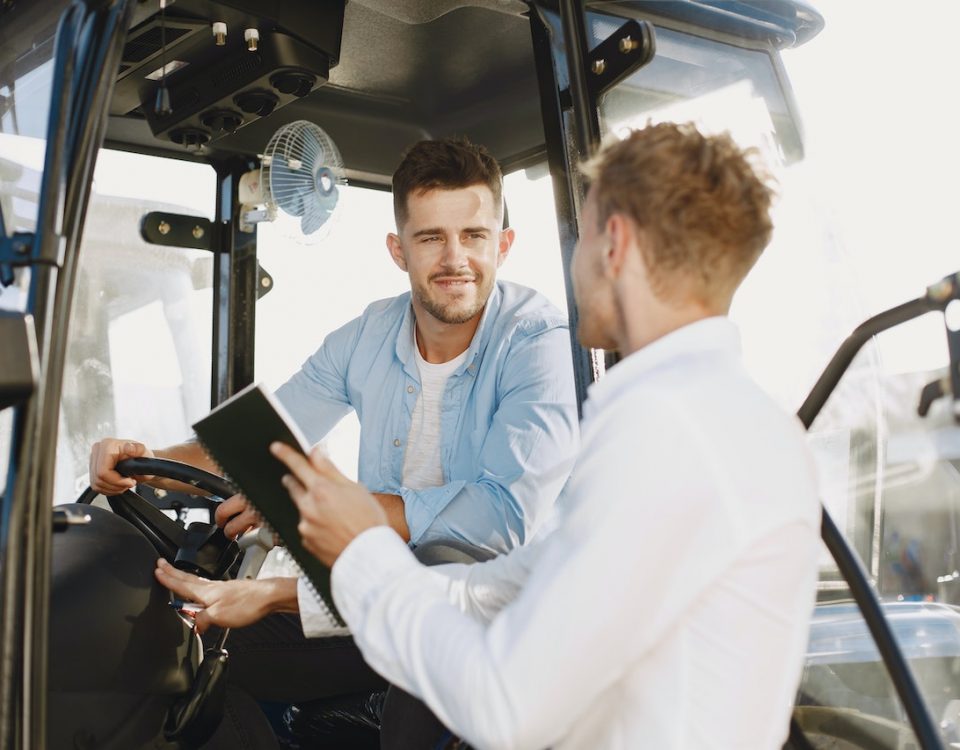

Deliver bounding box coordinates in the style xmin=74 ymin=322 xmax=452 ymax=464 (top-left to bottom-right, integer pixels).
xmin=212 ymin=21 xmax=227 ymax=46
xmin=12 ymin=240 xmax=28 ymax=254
xmin=244 ymin=28 xmax=260 ymax=52
xmin=591 ymin=59 xmax=606 ymax=75
xmin=261 ymin=276 xmax=271 ymax=288
xmin=619 ymin=36 xmax=638 ymax=53
xmin=929 ymin=279 xmax=953 ymax=302
xmin=158 ymin=221 xmax=171 ymax=235
xmin=192 ymin=225 xmax=205 ymax=239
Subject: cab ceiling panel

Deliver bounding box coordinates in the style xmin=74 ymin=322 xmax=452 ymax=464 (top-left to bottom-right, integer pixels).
xmin=104 ymin=0 xmax=544 ymax=182
xmin=214 ymin=2 xmax=544 ymax=177
xmin=108 ymin=0 xmax=344 ymax=148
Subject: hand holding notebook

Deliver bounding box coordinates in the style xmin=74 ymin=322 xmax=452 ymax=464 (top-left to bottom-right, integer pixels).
xmin=269 ymin=441 xmax=389 ymax=567
xmin=192 ymin=382 xmax=348 ymax=625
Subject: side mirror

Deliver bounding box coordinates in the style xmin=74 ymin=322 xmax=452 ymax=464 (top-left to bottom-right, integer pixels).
xmin=0 ymin=311 xmax=38 ymax=410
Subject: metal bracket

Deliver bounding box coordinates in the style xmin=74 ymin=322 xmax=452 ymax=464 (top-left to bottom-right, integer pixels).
xmin=256 ymin=264 xmax=274 ymax=299
xmin=918 ymin=272 xmax=960 ymax=421
xmin=140 ymin=211 xmax=273 ymax=299
xmin=0 ymin=232 xmax=36 ymax=287
xmin=141 ymin=211 xmax=218 ymax=251
xmin=559 ymin=19 xmax=656 ymax=110
xmin=946 ymin=316 xmax=960 ymax=424
xmin=0 ymin=311 xmax=39 ymax=410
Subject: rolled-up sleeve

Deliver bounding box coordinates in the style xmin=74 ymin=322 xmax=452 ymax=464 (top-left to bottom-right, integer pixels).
xmin=404 ymin=325 xmax=578 ymax=552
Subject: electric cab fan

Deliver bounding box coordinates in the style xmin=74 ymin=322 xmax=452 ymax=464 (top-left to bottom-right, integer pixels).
xmin=239 ymin=120 xmax=346 ymax=238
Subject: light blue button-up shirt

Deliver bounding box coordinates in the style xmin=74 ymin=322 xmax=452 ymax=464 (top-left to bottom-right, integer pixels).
xmin=274 ymin=280 xmax=579 ymax=553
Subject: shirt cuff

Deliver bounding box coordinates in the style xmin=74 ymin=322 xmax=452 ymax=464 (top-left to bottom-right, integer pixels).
xmin=399 ymin=481 xmax=466 ymax=543
xmin=297 ymin=575 xmax=351 ymax=638
xmin=332 ymin=525 xmax=420 ymax=628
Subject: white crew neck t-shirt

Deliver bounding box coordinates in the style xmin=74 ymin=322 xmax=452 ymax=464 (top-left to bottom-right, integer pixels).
xmin=401 ymin=332 xmax=470 ymax=490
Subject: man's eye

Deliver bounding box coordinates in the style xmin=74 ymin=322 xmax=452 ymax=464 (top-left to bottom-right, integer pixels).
xmin=467 ymin=233 xmax=486 ymax=240
xmin=420 ymin=236 xmax=441 ymax=243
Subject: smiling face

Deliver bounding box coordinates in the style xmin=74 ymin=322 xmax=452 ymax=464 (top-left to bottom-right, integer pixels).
xmin=387 ymin=184 xmax=512 ymax=326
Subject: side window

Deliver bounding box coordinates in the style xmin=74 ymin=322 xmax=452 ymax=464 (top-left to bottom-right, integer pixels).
xmin=54 ymin=150 xmax=216 ymax=501
xmin=254 ymin=184 xmax=404 ymax=479
xmin=499 ymin=166 xmax=568 ymax=314
xmin=254 ymin=173 xmax=570 ymax=479
xmin=1 ymin=24 xmax=61 ymax=496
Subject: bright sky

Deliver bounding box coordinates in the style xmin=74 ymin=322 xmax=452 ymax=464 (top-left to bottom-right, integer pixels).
xmin=781 ymin=0 xmax=960 ymax=318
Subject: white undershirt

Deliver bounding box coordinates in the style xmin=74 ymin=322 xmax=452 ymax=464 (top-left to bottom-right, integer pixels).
xmin=401 ymin=331 xmax=469 ymax=490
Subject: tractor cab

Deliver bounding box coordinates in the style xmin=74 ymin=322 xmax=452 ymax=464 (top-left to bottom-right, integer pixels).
xmin=2 ymin=0 xmax=958 ymax=747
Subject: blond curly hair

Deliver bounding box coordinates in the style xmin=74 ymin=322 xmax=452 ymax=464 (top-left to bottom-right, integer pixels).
xmin=581 ymin=122 xmax=776 ymax=307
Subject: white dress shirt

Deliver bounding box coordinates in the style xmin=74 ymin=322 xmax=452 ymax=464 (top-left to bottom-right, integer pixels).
xmin=316 ymin=317 xmax=821 ymax=750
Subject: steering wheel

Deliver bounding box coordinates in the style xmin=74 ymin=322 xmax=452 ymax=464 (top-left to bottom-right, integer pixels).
xmin=77 ymin=457 xmax=241 ymax=579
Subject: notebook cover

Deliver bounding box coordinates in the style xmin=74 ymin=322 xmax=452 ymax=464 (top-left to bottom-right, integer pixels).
xmin=192 ymin=382 xmax=344 ymax=626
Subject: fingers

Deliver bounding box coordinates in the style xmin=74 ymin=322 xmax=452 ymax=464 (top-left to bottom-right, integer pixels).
xmin=154 ymin=558 xmax=207 ymax=604
xmin=215 ymin=494 xmax=248 ymax=526
xmin=282 ymin=473 xmax=309 ymax=511
xmin=89 ymin=438 xmax=148 ymax=495
xmin=271 ymin=442 xmax=342 ymax=483
xmin=214 ymin=494 xmax=258 ymax=539
xmin=223 ymin=508 xmax=259 ymax=540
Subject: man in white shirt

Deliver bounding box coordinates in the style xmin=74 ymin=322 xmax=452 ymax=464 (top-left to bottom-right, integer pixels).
xmin=162 ymin=122 xmax=822 ymax=749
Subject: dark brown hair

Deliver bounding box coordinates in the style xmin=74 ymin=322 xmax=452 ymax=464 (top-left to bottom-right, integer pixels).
xmin=392 ymin=137 xmax=503 ymax=227
xmin=581 ymin=122 xmax=776 ymax=306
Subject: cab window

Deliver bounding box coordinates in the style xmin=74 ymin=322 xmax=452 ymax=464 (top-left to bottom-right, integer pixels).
xmin=53 ymin=150 xmax=216 ymax=501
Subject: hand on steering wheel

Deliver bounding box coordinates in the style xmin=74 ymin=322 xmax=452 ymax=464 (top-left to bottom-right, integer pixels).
xmin=77 ymin=457 xmax=241 ymax=578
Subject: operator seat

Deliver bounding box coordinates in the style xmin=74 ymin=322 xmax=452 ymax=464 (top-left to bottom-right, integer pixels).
xmin=47 ymin=503 xmax=199 ymax=749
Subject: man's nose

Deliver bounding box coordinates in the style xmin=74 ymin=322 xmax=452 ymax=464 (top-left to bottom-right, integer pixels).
xmin=440 ymin=236 xmax=469 ymax=267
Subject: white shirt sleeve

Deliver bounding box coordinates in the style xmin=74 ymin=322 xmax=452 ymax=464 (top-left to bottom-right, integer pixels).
xmin=331 ymin=400 xmax=752 ymax=750
xmin=430 ymin=540 xmax=542 ymax=623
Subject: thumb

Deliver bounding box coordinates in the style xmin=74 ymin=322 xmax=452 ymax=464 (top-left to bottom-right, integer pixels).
xmin=193 ymin=609 xmax=212 ymax=635
xmin=122 ymin=441 xmax=146 ymax=457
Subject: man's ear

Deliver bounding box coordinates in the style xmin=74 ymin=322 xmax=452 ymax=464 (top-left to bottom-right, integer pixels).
xmin=386 ymin=233 xmax=407 ymax=272
xmin=603 ymin=213 xmax=631 ymax=279
xmin=496 ymin=227 xmax=516 ymax=268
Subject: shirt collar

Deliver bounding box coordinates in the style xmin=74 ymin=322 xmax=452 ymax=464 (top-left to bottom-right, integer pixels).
xmin=395 ymin=282 xmax=502 ymax=379
xmin=585 ymin=316 xmax=742 ymax=415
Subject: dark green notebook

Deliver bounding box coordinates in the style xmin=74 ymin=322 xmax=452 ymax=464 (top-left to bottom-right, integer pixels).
xmin=192 ymin=382 xmax=344 ymax=626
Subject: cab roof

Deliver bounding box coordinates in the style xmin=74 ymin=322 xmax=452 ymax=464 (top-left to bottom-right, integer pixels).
xmin=5 ymin=0 xmax=823 ymax=183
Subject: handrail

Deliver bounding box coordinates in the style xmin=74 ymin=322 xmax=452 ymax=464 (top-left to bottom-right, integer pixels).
xmin=796 ymin=273 xmax=960 ymax=750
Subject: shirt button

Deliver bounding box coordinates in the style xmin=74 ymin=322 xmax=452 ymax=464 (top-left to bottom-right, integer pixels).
xmin=407 ymin=385 xmax=415 ymax=393
xmin=394 ymin=439 xmax=401 ymax=447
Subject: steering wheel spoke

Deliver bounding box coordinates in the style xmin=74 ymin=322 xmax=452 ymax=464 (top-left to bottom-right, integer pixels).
xmin=78 ymin=458 xmax=242 ymax=578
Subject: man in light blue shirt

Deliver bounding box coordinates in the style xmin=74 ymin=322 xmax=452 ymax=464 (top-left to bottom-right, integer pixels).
xmin=275 ymin=278 xmax=575 ymax=553
xmin=91 ymin=137 xmax=578 ymax=747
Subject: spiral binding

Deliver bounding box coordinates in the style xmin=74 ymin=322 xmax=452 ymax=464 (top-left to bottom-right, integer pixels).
xmin=256 ymin=509 xmax=345 ymax=628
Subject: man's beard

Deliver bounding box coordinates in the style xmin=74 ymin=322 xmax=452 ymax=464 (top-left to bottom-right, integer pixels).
xmin=414 ymin=273 xmax=492 ymax=325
